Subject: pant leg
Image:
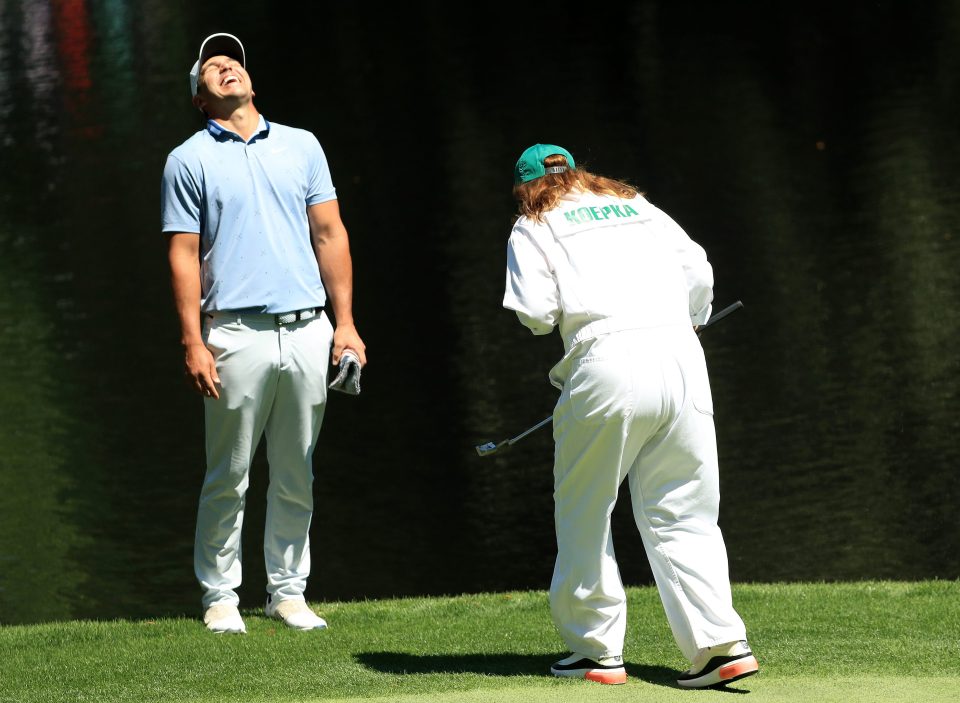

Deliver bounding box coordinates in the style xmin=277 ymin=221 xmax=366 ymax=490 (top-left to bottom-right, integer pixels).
xmin=262 ymin=312 xmax=333 ymax=601
xmin=549 ymin=341 xmax=658 ymax=658
xmin=196 ymin=315 xmax=279 ymax=609
xmin=627 ymin=334 xmax=747 ymax=661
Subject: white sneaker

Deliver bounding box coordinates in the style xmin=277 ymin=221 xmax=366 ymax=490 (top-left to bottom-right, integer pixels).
xmin=677 ymin=640 xmax=758 ymax=688
xmin=550 ymin=653 xmax=627 ymax=684
xmin=264 ymin=596 xmax=328 ymax=630
xmin=203 ymin=603 xmax=246 ymax=634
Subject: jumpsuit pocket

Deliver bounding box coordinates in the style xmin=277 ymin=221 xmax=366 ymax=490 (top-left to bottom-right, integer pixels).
xmin=686 ymin=360 xmax=715 ymax=416
xmin=675 ymin=334 xmax=714 ymax=417
xmin=691 ymin=393 xmax=714 ymax=416
xmin=567 ymin=356 xmax=632 ymax=425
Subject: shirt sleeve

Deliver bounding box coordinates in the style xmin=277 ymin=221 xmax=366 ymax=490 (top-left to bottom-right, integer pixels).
xmin=160 ymin=154 xmax=202 ymax=234
xmin=649 ymin=202 xmax=714 ymax=326
xmin=503 ymin=226 xmax=560 ymax=335
xmin=305 ymin=134 xmax=337 ymax=206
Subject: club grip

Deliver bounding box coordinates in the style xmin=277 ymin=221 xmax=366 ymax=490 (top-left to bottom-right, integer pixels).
xmin=699 ymin=300 xmax=743 ymax=331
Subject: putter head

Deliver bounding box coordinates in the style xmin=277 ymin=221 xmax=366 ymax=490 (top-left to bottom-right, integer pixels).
xmin=475 ymin=441 xmax=500 ymax=457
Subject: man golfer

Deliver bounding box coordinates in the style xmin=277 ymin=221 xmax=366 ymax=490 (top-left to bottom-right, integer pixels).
xmin=160 ymin=33 xmax=366 ymax=634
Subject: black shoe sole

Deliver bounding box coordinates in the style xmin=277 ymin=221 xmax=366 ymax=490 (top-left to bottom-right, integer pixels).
xmin=677 ymin=654 xmax=759 ymax=688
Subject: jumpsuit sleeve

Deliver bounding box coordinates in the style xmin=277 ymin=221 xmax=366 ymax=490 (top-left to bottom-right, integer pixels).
xmin=502 ymin=227 xmax=560 ymax=335
xmin=650 ymin=204 xmax=714 ymax=326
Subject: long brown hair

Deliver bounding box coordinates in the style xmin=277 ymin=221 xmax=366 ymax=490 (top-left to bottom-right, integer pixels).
xmin=512 ymin=154 xmax=641 ymax=222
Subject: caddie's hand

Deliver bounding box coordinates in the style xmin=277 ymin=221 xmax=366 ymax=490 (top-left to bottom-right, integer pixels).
xmin=332 ymin=324 xmax=367 ymax=367
xmin=183 ymin=343 xmax=221 ymax=399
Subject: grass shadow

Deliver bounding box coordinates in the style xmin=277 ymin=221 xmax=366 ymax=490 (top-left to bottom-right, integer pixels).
xmin=355 ymin=652 xmax=682 ymax=688
xmin=709 ymin=683 xmax=753 ymax=694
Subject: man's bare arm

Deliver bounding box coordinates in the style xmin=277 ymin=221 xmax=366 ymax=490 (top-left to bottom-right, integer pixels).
xmin=167 ymin=232 xmax=221 ymax=398
xmin=308 ymin=200 xmax=366 ymax=366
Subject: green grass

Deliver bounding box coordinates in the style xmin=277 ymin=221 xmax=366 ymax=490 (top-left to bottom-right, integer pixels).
xmin=2 ymin=581 xmax=959 ymax=702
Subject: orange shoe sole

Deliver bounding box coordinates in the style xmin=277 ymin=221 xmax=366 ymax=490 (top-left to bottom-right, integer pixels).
xmin=718 ymin=656 xmax=759 ymax=683
xmin=584 ymin=669 xmax=627 ymax=685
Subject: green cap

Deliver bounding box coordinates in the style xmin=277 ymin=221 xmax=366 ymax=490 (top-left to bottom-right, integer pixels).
xmin=514 ymin=144 xmax=576 ymax=185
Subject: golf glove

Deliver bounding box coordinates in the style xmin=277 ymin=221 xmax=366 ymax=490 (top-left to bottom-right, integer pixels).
xmin=329 ymin=349 xmax=362 ymax=395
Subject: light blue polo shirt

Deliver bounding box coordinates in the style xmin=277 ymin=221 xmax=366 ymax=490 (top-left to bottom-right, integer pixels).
xmin=160 ymin=116 xmax=336 ymax=313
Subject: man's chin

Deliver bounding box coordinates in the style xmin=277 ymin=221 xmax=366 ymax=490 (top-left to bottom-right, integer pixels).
xmin=206 ymin=94 xmax=251 ymax=114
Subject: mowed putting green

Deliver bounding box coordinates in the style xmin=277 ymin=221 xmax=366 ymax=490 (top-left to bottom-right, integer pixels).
xmin=1 ymin=581 xmax=958 ymax=703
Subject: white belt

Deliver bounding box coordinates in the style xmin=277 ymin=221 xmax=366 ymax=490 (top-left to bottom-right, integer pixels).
xmin=566 ymin=317 xmax=688 ymax=348
xmin=274 ymin=307 xmax=321 ymax=326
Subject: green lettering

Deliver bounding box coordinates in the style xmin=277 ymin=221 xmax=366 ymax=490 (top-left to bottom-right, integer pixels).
xmin=600 ymin=206 xmax=612 ymax=219
xmin=564 ymin=210 xmax=581 ymax=224
xmin=578 ymin=207 xmax=593 ymax=221
xmin=611 ymin=205 xmax=625 ymax=217
xmin=589 ymin=207 xmax=602 ymax=220
xmin=622 ymin=204 xmax=639 ymax=216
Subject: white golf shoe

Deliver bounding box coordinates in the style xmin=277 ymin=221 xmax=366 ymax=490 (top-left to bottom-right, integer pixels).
xmin=203 ymin=603 xmax=246 ymax=634
xmin=265 ymin=596 xmax=328 ymax=630
xmin=676 ymin=640 xmax=758 ymax=688
xmin=550 ymin=653 xmax=627 ymax=684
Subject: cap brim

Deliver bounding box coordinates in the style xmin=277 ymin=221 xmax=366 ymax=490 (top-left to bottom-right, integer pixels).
xmin=199 ymin=34 xmax=245 ymax=69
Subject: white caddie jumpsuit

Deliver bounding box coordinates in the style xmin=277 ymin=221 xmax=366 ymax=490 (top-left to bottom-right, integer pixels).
xmin=503 ymin=190 xmax=747 ymax=662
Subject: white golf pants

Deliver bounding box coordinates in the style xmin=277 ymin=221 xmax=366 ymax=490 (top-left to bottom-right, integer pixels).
xmin=550 ymin=327 xmax=747 ymax=662
xmin=196 ymin=311 xmax=333 ymax=609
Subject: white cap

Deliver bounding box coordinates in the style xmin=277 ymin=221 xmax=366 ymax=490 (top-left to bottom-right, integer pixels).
xmin=189 ymin=33 xmax=245 ymax=97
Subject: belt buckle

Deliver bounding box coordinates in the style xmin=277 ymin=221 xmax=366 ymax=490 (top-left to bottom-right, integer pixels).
xmin=275 ymin=308 xmax=315 ymax=326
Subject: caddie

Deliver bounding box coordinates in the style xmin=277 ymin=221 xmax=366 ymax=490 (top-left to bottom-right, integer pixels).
xmin=503 ymin=144 xmax=757 ymax=687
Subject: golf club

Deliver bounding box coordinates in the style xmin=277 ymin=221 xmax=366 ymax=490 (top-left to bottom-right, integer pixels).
xmin=697 ymin=299 xmax=743 ymax=334
xmin=475 ymin=300 xmax=744 ymax=457
xmin=475 ymin=416 xmax=552 ymax=457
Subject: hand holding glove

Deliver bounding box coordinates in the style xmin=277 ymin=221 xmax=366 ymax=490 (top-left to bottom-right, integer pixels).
xmin=328 ymin=349 xmax=362 ymax=395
